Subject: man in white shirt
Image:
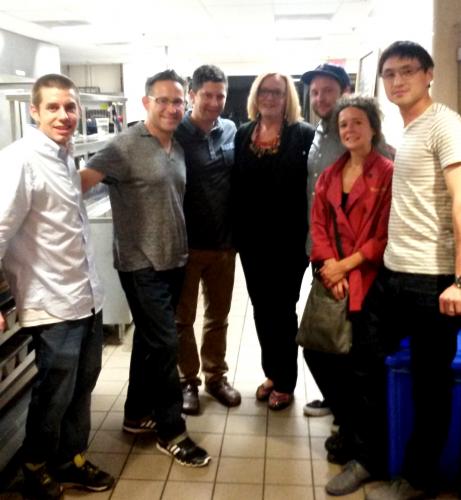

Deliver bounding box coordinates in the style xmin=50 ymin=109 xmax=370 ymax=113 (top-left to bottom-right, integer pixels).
xmin=326 ymin=41 xmax=461 ymax=500
xmin=0 ymin=74 xmax=113 ymax=500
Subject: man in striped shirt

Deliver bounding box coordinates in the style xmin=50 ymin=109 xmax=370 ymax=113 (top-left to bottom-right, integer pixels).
xmin=326 ymin=41 xmax=461 ymax=500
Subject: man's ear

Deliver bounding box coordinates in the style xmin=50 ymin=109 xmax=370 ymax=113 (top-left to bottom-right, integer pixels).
xmin=189 ymin=89 xmax=196 ymax=106
xmin=425 ymin=67 xmax=434 ymax=89
xmin=141 ymin=95 xmax=150 ymax=111
xmin=30 ymin=104 xmax=40 ymax=124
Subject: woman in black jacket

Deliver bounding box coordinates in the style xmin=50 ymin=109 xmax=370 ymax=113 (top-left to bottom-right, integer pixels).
xmin=233 ymin=72 xmax=314 ymax=410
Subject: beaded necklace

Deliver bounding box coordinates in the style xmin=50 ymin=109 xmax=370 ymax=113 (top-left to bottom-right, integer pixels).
xmin=249 ymin=121 xmax=281 ymax=157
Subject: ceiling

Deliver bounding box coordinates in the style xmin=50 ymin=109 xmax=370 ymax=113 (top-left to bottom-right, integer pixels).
xmin=0 ymin=0 xmax=375 ymax=72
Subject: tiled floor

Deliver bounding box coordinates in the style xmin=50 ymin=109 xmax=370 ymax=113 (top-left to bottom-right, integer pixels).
xmin=76 ymin=260 xmax=367 ymax=500
xmin=1 ymin=259 xmax=457 ymax=499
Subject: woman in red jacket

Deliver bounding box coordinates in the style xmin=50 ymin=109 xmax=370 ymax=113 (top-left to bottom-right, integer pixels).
xmin=308 ymin=95 xmax=393 ymax=495
xmin=311 ymin=96 xmax=393 ymax=311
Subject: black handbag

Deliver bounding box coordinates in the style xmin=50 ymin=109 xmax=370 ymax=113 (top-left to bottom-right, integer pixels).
xmin=296 ymin=207 xmax=352 ymax=354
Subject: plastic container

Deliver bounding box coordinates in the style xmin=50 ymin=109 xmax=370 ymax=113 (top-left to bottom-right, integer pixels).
xmin=386 ymin=333 xmax=461 ymax=486
xmin=95 ymin=117 xmax=109 ymax=135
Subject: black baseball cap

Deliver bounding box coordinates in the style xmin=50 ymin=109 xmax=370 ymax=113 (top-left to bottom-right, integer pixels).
xmin=301 ymin=63 xmax=351 ymax=90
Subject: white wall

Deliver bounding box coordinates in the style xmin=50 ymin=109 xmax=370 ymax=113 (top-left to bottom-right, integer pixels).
xmin=355 ymin=0 xmax=434 ymax=147
xmin=431 ymin=0 xmax=461 ymax=110
xmin=63 ymin=64 xmax=122 ymax=95
xmin=122 ymin=48 xmax=169 ymax=123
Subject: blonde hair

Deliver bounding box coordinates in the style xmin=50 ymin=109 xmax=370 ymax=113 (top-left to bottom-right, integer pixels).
xmin=246 ymin=72 xmax=302 ymax=125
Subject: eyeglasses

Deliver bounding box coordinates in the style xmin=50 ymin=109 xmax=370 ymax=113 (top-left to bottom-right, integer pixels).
xmin=381 ymin=66 xmax=423 ymax=82
xmin=147 ymin=96 xmax=185 ymax=108
xmin=257 ymin=88 xmax=286 ymax=99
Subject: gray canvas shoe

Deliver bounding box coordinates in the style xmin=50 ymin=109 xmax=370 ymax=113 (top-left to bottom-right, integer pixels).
xmin=325 ymin=459 xmax=371 ymax=496
xmin=365 ymin=478 xmax=427 ymax=500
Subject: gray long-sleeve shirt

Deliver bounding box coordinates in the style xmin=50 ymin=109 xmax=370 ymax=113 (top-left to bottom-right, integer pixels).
xmin=306 ymin=119 xmax=345 ymax=255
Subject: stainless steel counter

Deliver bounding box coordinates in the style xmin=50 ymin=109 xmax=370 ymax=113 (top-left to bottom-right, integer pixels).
xmin=85 ymin=189 xmax=132 ymax=340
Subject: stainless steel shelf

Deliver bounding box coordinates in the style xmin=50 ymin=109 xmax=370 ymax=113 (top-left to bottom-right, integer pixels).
xmin=4 ymin=91 xmax=127 ymax=157
xmin=74 ymin=135 xmax=113 ymax=156
xmin=4 ymin=91 xmax=127 ymax=105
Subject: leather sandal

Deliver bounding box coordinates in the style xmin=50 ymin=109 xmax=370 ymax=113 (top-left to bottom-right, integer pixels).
xmin=255 ymin=380 xmax=274 ymax=401
xmin=268 ymin=390 xmax=294 ymax=411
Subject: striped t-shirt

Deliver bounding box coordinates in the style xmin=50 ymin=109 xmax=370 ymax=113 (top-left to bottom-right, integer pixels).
xmin=384 ymin=103 xmax=461 ymax=275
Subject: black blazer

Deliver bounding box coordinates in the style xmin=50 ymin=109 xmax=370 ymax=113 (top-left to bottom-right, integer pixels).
xmin=233 ymin=120 xmax=315 ymax=256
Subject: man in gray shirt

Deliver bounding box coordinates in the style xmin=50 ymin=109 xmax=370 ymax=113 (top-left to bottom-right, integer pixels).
xmin=80 ymin=70 xmax=210 ymax=468
xmin=300 ymin=64 xmax=351 ymax=455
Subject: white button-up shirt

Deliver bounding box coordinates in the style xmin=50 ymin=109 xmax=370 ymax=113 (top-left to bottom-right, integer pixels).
xmin=0 ymin=126 xmax=103 ymax=323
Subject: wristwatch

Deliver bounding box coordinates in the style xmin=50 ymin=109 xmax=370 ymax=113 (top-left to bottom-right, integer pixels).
xmin=455 ymin=275 xmax=461 ymax=289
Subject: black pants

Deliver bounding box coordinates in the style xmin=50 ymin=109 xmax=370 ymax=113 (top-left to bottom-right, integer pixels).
xmin=118 ymin=266 xmax=186 ymax=442
xmin=239 ymin=249 xmax=307 ymax=393
xmin=303 ymin=348 xmax=352 ymax=428
xmin=351 ymin=268 xmax=460 ymax=491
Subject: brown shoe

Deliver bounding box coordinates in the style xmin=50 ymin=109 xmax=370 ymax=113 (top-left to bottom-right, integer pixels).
xmin=182 ymin=383 xmax=200 ymax=415
xmin=205 ymin=379 xmax=241 ymax=407
xmin=256 ymin=380 xmax=274 ymax=401
xmin=268 ymin=391 xmax=293 ymax=411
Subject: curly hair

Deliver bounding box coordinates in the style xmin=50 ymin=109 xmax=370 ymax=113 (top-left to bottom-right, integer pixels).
xmin=331 ymin=95 xmax=383 ymax=147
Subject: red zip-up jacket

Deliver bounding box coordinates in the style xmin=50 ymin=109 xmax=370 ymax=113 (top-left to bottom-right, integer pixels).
xmin=310 ymin=149 xmax=393 ymax=311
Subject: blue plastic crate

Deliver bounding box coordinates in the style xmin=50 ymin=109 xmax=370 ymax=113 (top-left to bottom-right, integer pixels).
xmin=386 ymin=333 xmax=461 ymax=485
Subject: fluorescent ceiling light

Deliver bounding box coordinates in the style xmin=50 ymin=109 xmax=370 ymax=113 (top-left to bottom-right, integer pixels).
xmin=275 ymin=14 xmax=331 ymax=39
xmin=275 ymin=14 xmax=333 ymax=22
xmin=35 ymin=20 xmax=91 ymax=28
xmin=276 ymin=36 xmax=321 ymax=42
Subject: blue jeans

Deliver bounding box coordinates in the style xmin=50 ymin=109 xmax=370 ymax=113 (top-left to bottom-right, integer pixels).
xmin=351 ymin=268 xmax=461 ymax=491
xmin=22 ymin=312 xmax=103 ymax=465
xmin=118 ymin=266 xmax=186 ymax=441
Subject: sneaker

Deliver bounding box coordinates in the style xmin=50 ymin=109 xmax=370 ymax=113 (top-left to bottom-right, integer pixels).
xmin=156 ymin=433 xmax=211 ymax=467
xmin=123 ymin=415 xmax=157 ymax=434
xmin=54 ymin=454 xmax=114 ymax=492
xmin=331 ymin=417 xmax=340 ymax=434
xmin=365 ymin=478 xmax=427 ymax=500
xmin=325 ymin=460 xmax=371 ymax=496
xmin=325 ymin=432 xmax=350 ymax=453
xmin=325 ymin=432 xmax=354 ymax=465
xmin=23 ymin=463 xmax=63 ymax=500
xmin=303 ymin=399 xmax=331 ymax=417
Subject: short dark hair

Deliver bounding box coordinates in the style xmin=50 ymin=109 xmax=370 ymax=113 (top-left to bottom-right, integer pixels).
xmin=190 ymin=64 xmax=228 ymax=92
xmin=32 ymin=73 xmax=79 ymax=107
xmin=331 ymin=95 xmax=383 ymax=147
xmin=378 ymin=41 xmax=434 ymax=75
xmin=145 ymin=70 xmax=185 ymax=96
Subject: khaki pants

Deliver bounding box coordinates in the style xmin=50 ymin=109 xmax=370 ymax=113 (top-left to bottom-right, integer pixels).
xmin=176 ymin=248 xmax=236 ymax=385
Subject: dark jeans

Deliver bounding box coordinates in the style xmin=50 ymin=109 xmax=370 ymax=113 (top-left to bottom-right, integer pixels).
xmin=239 ymin=249 xmax=307 ymax=393
xmin=118 ymin=266 xmax=186 ymax=442
xmin=22 ymin=312 xmax=103 ymax=465
xmin=351 ymin=268 xmax=461 ymax=491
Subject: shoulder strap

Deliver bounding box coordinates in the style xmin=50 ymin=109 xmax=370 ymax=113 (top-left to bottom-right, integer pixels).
xmin=329 ymin=205 xmax=345 ymax=259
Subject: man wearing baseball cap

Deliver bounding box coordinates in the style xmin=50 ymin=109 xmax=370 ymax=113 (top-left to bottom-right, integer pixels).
xmin=300 ymin=63 xmax=352 ymax=462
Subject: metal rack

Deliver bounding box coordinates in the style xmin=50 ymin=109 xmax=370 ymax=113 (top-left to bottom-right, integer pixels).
xmin=4 ymin=91 xmax=127 ymax=160
xmin=0 ymin=277 xmax=36 ymax=412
